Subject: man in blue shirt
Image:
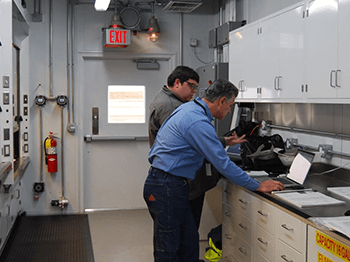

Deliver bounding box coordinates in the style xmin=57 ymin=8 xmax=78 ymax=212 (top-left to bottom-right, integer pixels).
xmin=144 ymin=79 xmax=284 ymax=262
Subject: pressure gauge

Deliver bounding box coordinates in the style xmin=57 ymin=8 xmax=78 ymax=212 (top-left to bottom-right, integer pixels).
xmin=35 ymin=95 xmax=46 ymax=106
xmin=56 ymin=95 xmax=68 ymax=107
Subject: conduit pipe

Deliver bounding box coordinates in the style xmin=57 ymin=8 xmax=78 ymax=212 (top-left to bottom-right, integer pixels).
xmin=49 ymin=0 xmax=54 ymax=97
xmin=66 ymin=1 xmax=76 ymax=132
xmin=179 ymin=13 xmax=183 ymax=65
xmin=39 ymin=107 xmax=43 ymax=182
xmin=61 ymin=107 xmax=65 ymax=198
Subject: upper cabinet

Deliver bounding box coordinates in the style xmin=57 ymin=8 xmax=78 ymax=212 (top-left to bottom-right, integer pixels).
xmin=229 ymin=23 xmax=261 ymax=100
xmin=229 ymin=0 xmax=350 ymax=103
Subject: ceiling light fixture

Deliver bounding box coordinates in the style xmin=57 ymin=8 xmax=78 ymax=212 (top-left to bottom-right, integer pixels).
xmin=147 ymin=1 xmax=160 ymax=42
xmin=94 ymin=0 xmax=111 ymax=11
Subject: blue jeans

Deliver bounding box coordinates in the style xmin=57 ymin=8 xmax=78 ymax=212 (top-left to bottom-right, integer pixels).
xmin=143 ymin=167 xmax=199 ymax=262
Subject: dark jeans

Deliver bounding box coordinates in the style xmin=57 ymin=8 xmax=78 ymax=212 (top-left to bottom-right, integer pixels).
xmin=143 ymin=167 xmax=199 ymax=262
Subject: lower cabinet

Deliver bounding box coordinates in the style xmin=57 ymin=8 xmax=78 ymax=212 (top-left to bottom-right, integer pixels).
xmin=223 ymin=181 xmax=307 ymax=262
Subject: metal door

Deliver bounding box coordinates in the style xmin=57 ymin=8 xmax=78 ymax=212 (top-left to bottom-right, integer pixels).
xmin=81 ymin=55 xmax=172 ymax=210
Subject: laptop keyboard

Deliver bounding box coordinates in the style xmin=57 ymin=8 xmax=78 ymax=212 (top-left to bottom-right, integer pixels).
xmin=273 ymin=177 xmax=296 ymax=186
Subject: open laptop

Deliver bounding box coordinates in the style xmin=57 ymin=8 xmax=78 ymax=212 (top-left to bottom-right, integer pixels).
xmin=253 ymin=149 xmax=315 ymax=189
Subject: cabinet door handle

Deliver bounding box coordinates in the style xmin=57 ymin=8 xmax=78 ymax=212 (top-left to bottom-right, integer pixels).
xmin=239 ymin=223 xmax=247 ymax=230
xmin=274 ymin=77 xmax=278 ymax=90
xmin=336 ymin=70 xmax=341 ymax=88
xmin=257 ymin=237 xmax=268 ymax=245
xmin=277 ymin=76 xmax=282 ymax=90
xmin=238 ymin=247 xmax=247 ymax=255
xmin=241 ymin=80 xmax=246 ymax=92
xmin=224 ymin=233 xmax=233 ymax=240
xmin=257 ymin=210 xmax=268 ymax=217
xmin=224 ymin=212 xmax=231 ymax=218
xmin=224 ymin=190 xmax=231 ymax=196
xmin=281 ymin=254 xmax=293 ymax=262
xmin=281 ymin=224 xmax=294 ymax=232
xmin=238 ymin=198 xmax=247 ymax=205
xmin=305 ymin=84 xmax=308 ymax=92
xmin=301 ymin=85 xmax=304 ymax=92
xmin=330 ymin=70 xmax=336 ymax=88
xmin=223 ymin=257 xmax=230 ymax=262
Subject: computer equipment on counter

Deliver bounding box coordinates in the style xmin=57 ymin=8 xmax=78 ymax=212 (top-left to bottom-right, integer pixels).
xmin=252 ymin=149 xmax=315 ymax=189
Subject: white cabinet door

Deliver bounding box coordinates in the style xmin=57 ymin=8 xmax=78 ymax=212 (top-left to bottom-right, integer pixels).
xmin=304 ymin=0 xmax=338 ymax=99
xmin=259 ymin=15 xmax=280 ymax=99
xmin=229 ymin=30 xmax=244 ymax=96
xmin=336 ymin=0 xmax=350 ymax=98
xmin=230 ymin=23 xmax=260 ymax=100
xmin=278 ymin=3 xmax=305 ymax=100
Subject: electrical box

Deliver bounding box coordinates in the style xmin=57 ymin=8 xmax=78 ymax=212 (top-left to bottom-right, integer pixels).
xmin=196 ymin=63 xmax=232 ymax=136
xmin=209 ymin=21 xmax=246 ymax=48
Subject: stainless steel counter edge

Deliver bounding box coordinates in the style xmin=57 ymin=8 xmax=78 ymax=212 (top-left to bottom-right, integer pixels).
xmin=223 ymin=178 xmax=350 ymax=246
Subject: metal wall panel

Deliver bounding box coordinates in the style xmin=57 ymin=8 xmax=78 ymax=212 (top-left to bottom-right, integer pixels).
xmin=343 ymin=105 xmax=350 ymax=134
xmin=281 ymin=103 xmax=296 ymax=127
xmin=295 ymin=104 xmax=312 ymax=130
xmin=312 ymin=104 xmax=335 ymax=133
xmin=269 ymin=104 xmax=282 ymax=125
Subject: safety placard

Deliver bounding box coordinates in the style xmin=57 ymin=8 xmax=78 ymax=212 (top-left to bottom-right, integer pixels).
xmin=316 ymin=230 xmax=350 ymax=262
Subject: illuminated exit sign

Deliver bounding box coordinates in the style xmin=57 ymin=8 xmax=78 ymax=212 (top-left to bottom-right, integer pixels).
xmin=103 ymin=28 xmax=131 ymax=48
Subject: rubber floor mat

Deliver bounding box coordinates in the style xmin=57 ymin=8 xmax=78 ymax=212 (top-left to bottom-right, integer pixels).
xmin=0 ymin=214 xmax=94 ymax=262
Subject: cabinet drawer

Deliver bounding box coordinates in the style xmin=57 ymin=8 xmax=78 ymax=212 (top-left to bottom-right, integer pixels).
xmin=275 ymin=239 xmax=304 ymax=262
xmin=223 ymin=203 xmax=252 ymax=244
xmin=223 ymin=182 xmax=253 ymax=219
xmin=253 ymin=198 xmax=275 ymax=234
xmin=274 ymin=209 xmax=306 ymax=253
xmin=222 ymin=245 xmax=241 ymax=262
xmin=253 ymin=224 xmax=274 ymax=262
xmin=253 ymin=251 xmax=270 ymax=262
xmin=223 ymin=224 xmax=252 ymax=262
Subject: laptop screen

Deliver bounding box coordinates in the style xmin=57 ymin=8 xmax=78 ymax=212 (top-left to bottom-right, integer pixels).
xmin=287 ymin=150 xmax=315 ymax=185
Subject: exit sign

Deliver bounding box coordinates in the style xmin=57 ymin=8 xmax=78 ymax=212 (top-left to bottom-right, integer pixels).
xmin=104 ymin=28 xmax=131 ymax=48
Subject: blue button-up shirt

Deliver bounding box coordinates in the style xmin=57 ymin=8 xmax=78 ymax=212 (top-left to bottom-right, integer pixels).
xmin=149 ymin=97 xmax=260 ymax=191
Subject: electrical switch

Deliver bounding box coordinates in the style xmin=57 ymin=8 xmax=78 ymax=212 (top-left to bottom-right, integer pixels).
xmin=4 ymin=145 xmax=10 ymax=156
xmin=190 ymin=38 xmax=198 ymax=47
xmin=4 ymin=129 xmax=10 ymax=140
xmin=3 ymin=92 xmax=10 ymax=105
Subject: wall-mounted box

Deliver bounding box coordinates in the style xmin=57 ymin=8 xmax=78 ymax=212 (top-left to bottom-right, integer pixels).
xmin=209 ymin=21 xmax=246 ymax=48
xmin=209 ymin=28 xmax=217 ymax=48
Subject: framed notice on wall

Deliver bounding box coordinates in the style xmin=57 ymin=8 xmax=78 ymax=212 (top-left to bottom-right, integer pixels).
xmin=108 ymin=85 xmax=146 ymax=124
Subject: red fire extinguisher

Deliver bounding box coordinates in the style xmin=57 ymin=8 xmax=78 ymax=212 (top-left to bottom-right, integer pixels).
xmin=44 ymin=132 xmax=58 ymax=173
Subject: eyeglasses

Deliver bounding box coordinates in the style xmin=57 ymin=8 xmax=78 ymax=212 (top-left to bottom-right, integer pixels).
xmin=185 ymin=81 xmax=198 ymax=90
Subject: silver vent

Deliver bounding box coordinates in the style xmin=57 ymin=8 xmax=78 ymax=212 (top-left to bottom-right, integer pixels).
xmin=163 ymin=1 xmax=202 ymax=13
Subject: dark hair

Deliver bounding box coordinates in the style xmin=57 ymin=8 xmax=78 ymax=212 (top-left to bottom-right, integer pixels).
xmin=167 ymin=66 xmax=200 ymax=87
xmin=203 ymin=78 xmax=239 ymax=102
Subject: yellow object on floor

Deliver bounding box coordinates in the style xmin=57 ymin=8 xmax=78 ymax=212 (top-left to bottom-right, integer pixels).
xmin=204 ymin=237 xmax=222 ymax=262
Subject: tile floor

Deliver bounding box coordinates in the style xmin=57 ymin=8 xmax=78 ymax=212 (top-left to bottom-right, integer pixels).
xmin=88 ymin=209 xmax=210 ymax=262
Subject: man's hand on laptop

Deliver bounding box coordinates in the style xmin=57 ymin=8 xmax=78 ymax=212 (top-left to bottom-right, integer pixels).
xmin=257 ymin=180 xmax=285 ymax=193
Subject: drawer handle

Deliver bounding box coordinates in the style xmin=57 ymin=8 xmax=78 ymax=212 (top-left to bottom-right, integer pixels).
xmin=224 ymin=212 xmax=231 ymax=218
xmin=257 ymin=210 xmax=268 ymax=217
xmin=281 ymin=255 xmax=293 ymax=262
xmin=224 ymin=190 xmax=231 ymax=196
xmin=257 ymin=237 xmax=268 ymax=245
xmin=281 ymin=224 xmax=294 ymax=232
xmin=225 ymin=233 xmax=233 ymax=240
xmin=239 ymin=223 xmax=247 ymax=230
xmin=238 ymin=247 xmax=247 ymax=255
xmin=238 ymin=198 xmax=247 ymax=205
xmin=223 ymin=257 xmax=230 ymax=262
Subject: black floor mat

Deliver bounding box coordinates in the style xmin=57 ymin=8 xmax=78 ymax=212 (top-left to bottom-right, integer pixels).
xmin=0 ymin=214 xmax=94 ymax=262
